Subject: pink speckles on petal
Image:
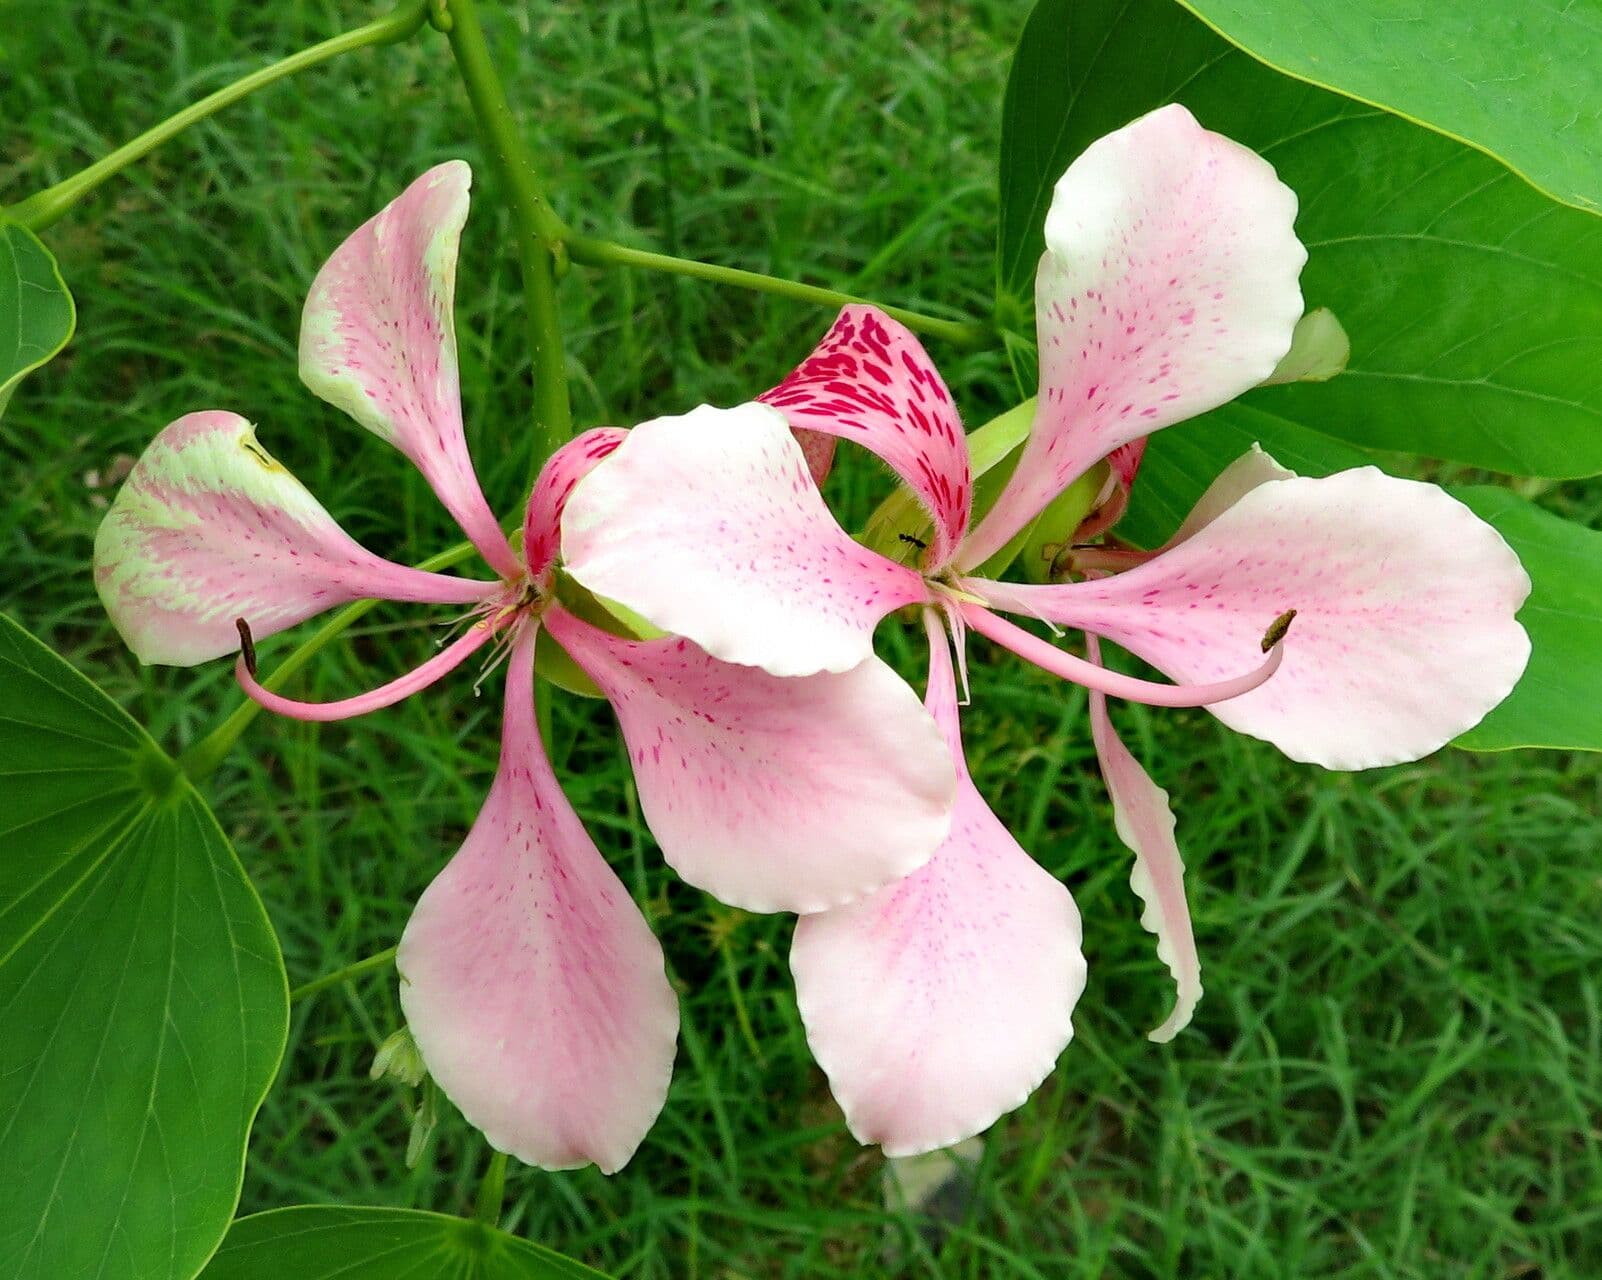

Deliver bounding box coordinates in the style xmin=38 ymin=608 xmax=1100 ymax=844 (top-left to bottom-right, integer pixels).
xmin=92 ymin=411 xmax=497 ymax=666
xmin=547 ymin=606 xmax=954 ymax=914
xmin=959 ymin=105 xmax=1307 ymax=569
xmin=790 ymin=613 xmax=1086 ymax=1156
xmin=561 ymin=403 xmax=928 ymax=677
xmin=523 ymin=427 xmax=627 ymax=582
xmin=760 ymin=306 xmax=971 ymax=567
xmin=981 ymin=470 xmax=1532 ymax=770
xmin=300 ymin=162 xmax=519 ymax=579
xmin=397 ymin=627 xmax=678 ymax=1174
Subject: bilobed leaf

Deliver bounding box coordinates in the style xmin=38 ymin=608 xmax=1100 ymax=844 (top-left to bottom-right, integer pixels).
xmin=0 ymin=220 xmax=75 ymax=418
xmin=995 ymin=0 xmax=1602 ymax=476
xmin=0 ymin=614 xmax=287 ymax=1280
xmin=1449 ymin=489 xmax=1602 ymax=752
xmin=200 ymin=1206 xmax=611 ymax=1280
xmin=1173 ymin=0 xmax=1602 ymax=217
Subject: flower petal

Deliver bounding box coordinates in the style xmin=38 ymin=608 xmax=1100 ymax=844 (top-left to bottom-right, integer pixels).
xmin=545 ymin=606 xmax=954 ymax=914
xmin=397 ymin=627 xmax=678 ymax=1173
xmin=1086 ymin=639 xmax=1200 ymax=1043
xmin=93 ymin=411 xmax=495 ymax=666
xmin=979 ymin=470 xmax=1532 ymax=769
xmin=959 ymin=105 xmax=1306 ymax=568
xmin=523 ymin=427 xmax=627 ymax=582
xmin=789 ymin=612 xmax=1085 ymax=1156
xmin=561 ymin=402 xmax=927 ymax=676
xmin=1166 ymin=443 xmax=1294 ymax=545
xmin=760 ymin=306 xmax=971 ymax=566
xmin=300 ymin=162 xmax=519 ymax=579
xmin=1107 ymin=439 xmax=1147 ymax=493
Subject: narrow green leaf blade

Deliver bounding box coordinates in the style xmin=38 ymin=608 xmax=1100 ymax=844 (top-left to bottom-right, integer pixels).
xmin=1174 ymin=0 xmax=1602 ymax=217
xmin=994 ymin=0 xmax=1602 ymax=476
xmin=0 ymin=221 xmax=75 ymax=417
xmin=201 ymin=1207 xmax=611 ymax=1280
xmin=0 ymin=614 xmax=287 ymax=1280
xmin=1449 ymin=489 xmax=1602 ymax=752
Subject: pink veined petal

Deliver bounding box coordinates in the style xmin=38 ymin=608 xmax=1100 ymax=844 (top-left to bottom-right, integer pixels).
xmin=978 ymin=469 xmax=1533 ymax=770
xmin=1086 ymin=637 xmax=1201 ymax=1043
xmin=1107 ymin=439 xmax=1147 ymax=493
xmin=545 ymin=606 xmax=955 ymax=914
xmin=959 ymin=105 xmax=1307 ymax=569
xmin=561 ymin=402 xmax=928 ymax=677
xmin=1166 ymin=443 xmax=1295 ymax=546
xmin=759 ymin=306 xmax=971 ymax=567
xmin=397 ymin=625 xmax=679 ymax=1174
xmin=522 ymin=427 xmax=627 ymax=582
xmin=791 ymin=427 xmax=840 ymax=489
xmin=92 ymin=411 xmax=497 ymax=667
xmin=959 ymin=601 xmax=1286 ymax=708
xmin=235 ymin=619 xmax=495 ymax=722
xmin=790 ymin=611 xmax=1086 ymax=1157
xmin=300 ymin=162 xmax=520 ymax=580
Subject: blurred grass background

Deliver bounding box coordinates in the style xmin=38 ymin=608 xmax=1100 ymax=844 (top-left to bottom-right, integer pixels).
xmin=3 ymin=1 xmax=1600 ymax=1276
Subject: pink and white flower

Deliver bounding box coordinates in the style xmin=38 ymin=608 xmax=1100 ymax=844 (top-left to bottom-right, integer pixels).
xmin=560 ymin=105 xmax=1532 ymax=1155
xmin=94 ymin=163 xmax=957 ymax=1171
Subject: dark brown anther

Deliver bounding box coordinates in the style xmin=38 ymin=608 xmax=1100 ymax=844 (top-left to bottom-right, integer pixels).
xmin=236 ymin=618 xmax=258 ymax=675
xmin=1261 ymin=608 xmax=1297 ymax=653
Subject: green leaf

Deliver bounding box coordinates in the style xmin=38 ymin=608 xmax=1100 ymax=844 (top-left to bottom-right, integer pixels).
xmin=0 ymin=614 xmax=287 ymax=1280
xmin=1173 ymin=0 xmax=1602 ymax=218
xmin=995 ymin=0 xmax=1602 ymax=476
xmin=995 ymin=0 xmax=1078 ymax=301
xmin=201 ymin=1207 xmax=611 ymax=1280
xmin=0 ymin=220 xmax=75 ymax=418
xmin=1449 ymin=489 xmax=1602 ymax=752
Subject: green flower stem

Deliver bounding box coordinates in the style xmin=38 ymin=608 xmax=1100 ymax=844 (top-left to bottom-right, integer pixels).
xmin=7 ymin=0 xmax=432 ymax=233
xmin=442 ymin=0 xmax=572 ymax=477
xmin=474 ymin=1150 xmax=510 ymax=1226
xmin=178 ymin=539 xmax=483 ymax=780
xmin=289 ymin=946 xmax=399 ymax=1004
xmin=565 ymin=235 xmax=996 ymax=350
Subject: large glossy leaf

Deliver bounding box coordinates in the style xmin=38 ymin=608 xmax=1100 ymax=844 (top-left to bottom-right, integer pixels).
xmin=201 ymin=1207 xmax=610 ymax=1280
xmin=0 ymin=220 xmax=75 ymax=418
xmin=1174 ymin=0 xmax=1602 ymax=217
xmin=0 ymin=614 xmax=287 ymax=1280
xmin=1450 ymin=488 xmax=1602 ymax=752
xmin=995 ymin=0 xmax=1602 ymax=477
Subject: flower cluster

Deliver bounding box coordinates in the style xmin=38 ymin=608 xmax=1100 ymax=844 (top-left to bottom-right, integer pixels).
xmin=94 ymin=106 xmax=1529 ymax=1171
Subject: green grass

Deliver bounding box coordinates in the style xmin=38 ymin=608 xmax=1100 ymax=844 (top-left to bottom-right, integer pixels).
xmin=5 ymin=1 xmax=1601 ymax=1276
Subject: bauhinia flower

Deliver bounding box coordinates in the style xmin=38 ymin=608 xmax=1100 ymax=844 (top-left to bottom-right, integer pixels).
xmin=558 ymin=105 xmax=1532 ymax=1155
xmin=93 ymin=163 xmax=957 ymax=1172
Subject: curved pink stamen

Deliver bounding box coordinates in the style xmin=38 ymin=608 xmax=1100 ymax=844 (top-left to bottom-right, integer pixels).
xmin=960 ymin=603 xmax=1284 ymax=708
xmin=235 ymin=619 xmax=499 ymax=722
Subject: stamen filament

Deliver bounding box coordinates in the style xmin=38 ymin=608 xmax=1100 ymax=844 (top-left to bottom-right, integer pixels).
xmin=960 ymin=603 xmax=1285 ymax=708
xmin=235 ymin=618 xmax=498 ymax=722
